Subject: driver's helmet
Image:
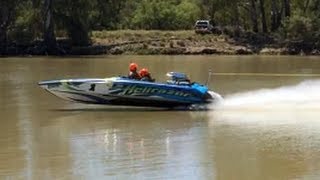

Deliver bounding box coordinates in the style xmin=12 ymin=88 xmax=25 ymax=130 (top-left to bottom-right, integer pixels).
xmin=129 ymin=63 xmax=138 ymax=72
xmin=139 ymin=68 xmax=149 ymax=77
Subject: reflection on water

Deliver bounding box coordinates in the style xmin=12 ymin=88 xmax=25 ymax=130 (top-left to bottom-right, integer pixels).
xmin=0 ymin=56 xmax=320 ymax=179
xmin=37 ymin=110 xmax=213 ymax=179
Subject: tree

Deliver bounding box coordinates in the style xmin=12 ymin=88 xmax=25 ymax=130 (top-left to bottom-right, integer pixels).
xmin=271 ymin=0 xmax=282 ymax=31
xmin=0 ymin=0 xmax=21 ymax=54
xmin=259 ymin=0 xmax=267 ymax=33
xmin=197 ymin=0 xmax=217 ymax=21
xmin=284 ymin=0 xmax=291 ymax=17
xmin=283 ymin=14 xmax=313 ymax=40
xmin=93 ymin=0 xmax=126 ymax=30
xmin=303 ymin=0 xmax=311 ymax=14
xmin=250 ymin=0 xmax=259 ymax=32
xmin=132 ymin=0 xmax=178 ymax=30
xmin=55 ymin=0 xmax=94 ymax=46
xmin=1 ymin=0 xmax=320 ymax=54
xmin=175 ymin=0 xmax=201 ymax=29
xmin=43 ymin=0 xmax=58 ymax=54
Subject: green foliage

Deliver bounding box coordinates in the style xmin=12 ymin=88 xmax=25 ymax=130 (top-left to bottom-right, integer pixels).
xmin=282 ymin=14 xmax=314 ymax=40
xmin=54 ymin=0 xmax=95 ymax=46
xmin=92 ymin=0 xmax=127 ymax=30
xmin=175 ymin=0 xmax=201 ymax=29
xmin=132 ymin=0 xmax=201 ymax=30
xmin=132 ymin=0 xmax=177 ymax=30
xmin=3 ymin=0 xmax=320 ymax=49
xmin=280 ymin=6 xmax=320 ymax=42
xmin=8 ymin=1 xmax=41 ymax=43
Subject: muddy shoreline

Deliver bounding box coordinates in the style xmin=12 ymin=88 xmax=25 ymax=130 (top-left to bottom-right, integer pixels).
xmin=1 ymin=30 xmax=320 ymax=56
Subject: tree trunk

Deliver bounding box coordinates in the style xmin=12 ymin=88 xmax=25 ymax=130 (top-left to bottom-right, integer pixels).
xmin=43 ymin=0 xmax=58 ymax=55
xmin=283 ymin=0 xmax=291 ymax=17
xmin=271 ymin=0 xmax=283 ymax=31
xmin=271 ymin=0 xmax=277 ymax=31
xmin=209 ymin=1 xmax=216 ymax=23
xmin=303 ymin=0 xmax=310 ymax=14
xmin=0 ymin=28 xmax=7 ymax=55
xmin=250 ymin=0 xmax=259 ymax=33
xmin=199 ymin=0 xmax=209 ymax=19
xmin=0 ymin=3 xmax=15 ymax=55
xmin=67 ymin=19 xmax=90 ymax=46
xmin=259 ymin=0 xmax=267 ymax=33
xmin=313 ymin=0 xmax=320 ymax=13
xmin=234 ymin=4 xmax=241 ymax=37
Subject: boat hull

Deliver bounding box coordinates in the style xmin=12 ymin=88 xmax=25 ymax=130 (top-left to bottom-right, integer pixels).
xmin=38 ymin=77 xmax=221 ymax=108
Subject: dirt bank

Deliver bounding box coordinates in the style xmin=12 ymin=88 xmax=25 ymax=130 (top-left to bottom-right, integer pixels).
xmin=2 ymin=30 xmax=320 ymax=56
xmin=91 ymin=30 xmax=320 ymax=55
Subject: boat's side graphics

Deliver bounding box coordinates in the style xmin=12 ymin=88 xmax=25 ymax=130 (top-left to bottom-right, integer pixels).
xmin=38 ymin=77 xmax=217 ymax=107
xmin=49 ymin=89 xmax=193 ymax=107
xmin=50 ymin=90 xmax=112 ymax=104
xmin=120 ymin=84 xmax=192 ymax=97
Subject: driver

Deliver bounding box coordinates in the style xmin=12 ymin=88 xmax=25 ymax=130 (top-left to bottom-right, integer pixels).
xmin=139 ymin=68 xmax=154 ymax=82
xmin=128 ymin=63 xmax=141 ymax=80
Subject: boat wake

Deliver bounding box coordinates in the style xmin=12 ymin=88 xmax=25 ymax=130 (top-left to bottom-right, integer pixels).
xmin=209 ymin=80 xmax=320 ymax=126
xmin=212 ymin=80 xmax=320 ymax=111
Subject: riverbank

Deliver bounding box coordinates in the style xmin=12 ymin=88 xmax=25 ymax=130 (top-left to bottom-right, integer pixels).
xmin=2 ymin=30 xmax=320 ymax=56
xmin=93 ymin=30 xmax=320 ymax=55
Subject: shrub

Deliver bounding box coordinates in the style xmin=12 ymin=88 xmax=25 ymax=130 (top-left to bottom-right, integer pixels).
xmin=282 ymin=14 xmax=314 ymax=41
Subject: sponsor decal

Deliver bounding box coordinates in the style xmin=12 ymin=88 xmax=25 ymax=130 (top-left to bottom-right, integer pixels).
xmin=118 ymin=85 xmax=193 ymax=97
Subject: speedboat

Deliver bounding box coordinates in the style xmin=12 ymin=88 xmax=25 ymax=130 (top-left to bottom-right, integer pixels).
xmin=38 ymin=72 xmax=222 ymax=108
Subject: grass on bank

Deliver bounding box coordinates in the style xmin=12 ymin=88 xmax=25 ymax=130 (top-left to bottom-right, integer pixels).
xmin=91 ymin=30 xmax=228 ymax=45
xmin=89 ymin=30 xmax=244 ymax=55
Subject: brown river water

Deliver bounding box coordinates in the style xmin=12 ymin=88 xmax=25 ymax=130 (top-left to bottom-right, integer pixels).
xmin=1 ymin=55 xmax=320 ymax=179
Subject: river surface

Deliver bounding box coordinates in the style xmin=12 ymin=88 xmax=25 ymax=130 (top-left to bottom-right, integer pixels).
xmin=1 ymin=55 xmax=320 ymax=180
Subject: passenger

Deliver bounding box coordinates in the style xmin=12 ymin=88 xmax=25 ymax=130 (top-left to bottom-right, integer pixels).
xmin=139 ymin=68 xmax=155 ymax=82
xmin=128 ymin=62 xmax=141 ymax=80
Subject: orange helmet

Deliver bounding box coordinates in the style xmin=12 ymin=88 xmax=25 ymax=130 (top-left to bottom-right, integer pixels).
xmin=139 ymin=68 xmax=149 ymax=77
xmin=129 ymin=63 xmax=138 ymax=71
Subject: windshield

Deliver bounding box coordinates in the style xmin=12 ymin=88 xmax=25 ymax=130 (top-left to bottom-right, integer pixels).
xmin=196 ymin=21 xmax=209 ymax=25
